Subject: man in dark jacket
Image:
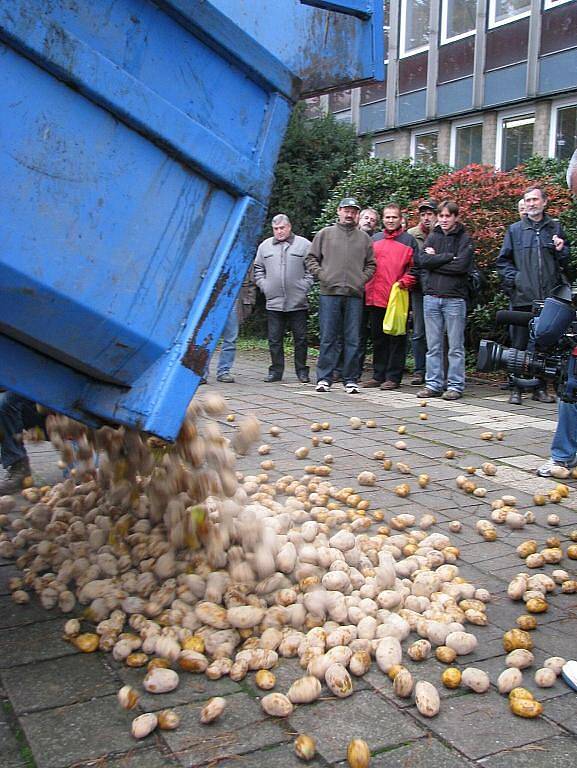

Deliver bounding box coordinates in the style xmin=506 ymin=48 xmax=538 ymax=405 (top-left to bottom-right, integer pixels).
xmin=416 ymin=200 xmax=474 ymax=401
xmin=305 ymin=198 xmax=376 ymax=394
xmin=496 ymin=186 xmax=570 ymax=404
xmin=407 ymin=199 xmax=437 ymax=385
xmin=362 ymin=203 xmax=417 ymax=390
xmin=254 ymin=214 xmax=313 ymax=383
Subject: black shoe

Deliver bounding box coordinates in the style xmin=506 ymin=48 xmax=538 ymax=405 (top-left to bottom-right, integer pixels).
xmin=199 ymin=377 xmax=207 ymax=385
xmin=532 ymin=389 xmax=555 ymax=403
xmin=264 ymin=374 xmax=282 ymax=383
xmin=410 ymin=373 xmax=424 ymax=386
xmin=297 ymin=374 xmax=310 ymax=384
xmin=0 ymin=458 xmax=32 ymax=495
xmin=508 ymin=389 xmax=522 ymax=405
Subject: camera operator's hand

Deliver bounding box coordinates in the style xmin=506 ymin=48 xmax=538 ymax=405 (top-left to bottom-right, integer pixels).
xmin=424 ymin=247 xmax=436 ymax=255
xmin=553 ymin=234 xmax=565 ymax=252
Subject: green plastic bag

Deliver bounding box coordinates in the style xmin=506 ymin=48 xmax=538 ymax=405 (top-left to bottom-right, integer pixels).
xmin=382 ymin=282 xmax=409 ymax=335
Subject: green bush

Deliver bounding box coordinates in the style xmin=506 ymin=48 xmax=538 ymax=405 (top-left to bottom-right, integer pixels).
xmin=315 ymin=157 xmax=450 ymax=231
xmin=264 ymin=105 xmax=366 ymax=240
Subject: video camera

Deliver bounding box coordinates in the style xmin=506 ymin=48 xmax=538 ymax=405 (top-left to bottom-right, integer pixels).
xmin=477 ymin=286 xmax=577 ymax=403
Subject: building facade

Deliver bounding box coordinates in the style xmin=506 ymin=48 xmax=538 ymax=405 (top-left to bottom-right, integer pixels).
xmin=306 ymin=0 xmax=577 ymax=170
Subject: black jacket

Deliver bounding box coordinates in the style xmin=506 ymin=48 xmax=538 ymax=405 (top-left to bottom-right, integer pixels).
xmin=417 ymin=223 xmax=474 ymax=299
xmin=496 ymin=215 xmax=570 ymax=307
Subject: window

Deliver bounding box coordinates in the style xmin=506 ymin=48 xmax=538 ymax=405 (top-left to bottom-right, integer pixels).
xmin=384 ymin=0 xmax=390 ymax=62
xmin=544 ymin=0 xmax=573 ymax=7
xmin=498 ymin=113 xmax=534 ymax=170
xmin=551 ymin=103 xmax=577 ymax=161
xmin=303 ymin=97 xmax=324 ymax=120
xmin=488 ymin=0 xmax=531 ymax=28
xmin=412 ymin=131 xmax=438 ymax=163
xmin=373 ymin=140 xmax=395 ymax=159
xmin=451 ymin=122 xmax=483 ymax=168
xmin=441 ymin=0 xmax=476 ymax=44
xmin=328 ymin=90 xmax=351 ymax=113
xmin=400 ymin=0 xmax=430 ymax=57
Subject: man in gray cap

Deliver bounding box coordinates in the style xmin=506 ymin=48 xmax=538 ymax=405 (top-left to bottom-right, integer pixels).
xmin=305 ymin=198 xmax=376 ymax=394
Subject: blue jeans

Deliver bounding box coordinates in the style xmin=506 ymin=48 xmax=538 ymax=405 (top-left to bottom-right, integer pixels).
xmin=551 ymin=400 xmax=577 ymax=462
xmin=317 ymin=295 xmax=363 ymax=384
xmin=204 ymin=308 xmax=239 ymax=378
xmin=0 ymin=392 xmax=45 ymax=468
xmin=411 ymin=288 xmax=426 ymax=376
xmin=423 ymin=296 xmax=467 ymax=393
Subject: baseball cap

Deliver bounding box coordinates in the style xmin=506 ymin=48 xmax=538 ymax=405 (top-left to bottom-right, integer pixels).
xmin=338 ymin=197 xmax=361 ymax=210
xmin=418 ymin=199 xmax=438 ymax=212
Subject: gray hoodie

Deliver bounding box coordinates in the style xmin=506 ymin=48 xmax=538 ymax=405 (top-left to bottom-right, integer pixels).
xmin=254 ymin=234 xmax=313 ymax=311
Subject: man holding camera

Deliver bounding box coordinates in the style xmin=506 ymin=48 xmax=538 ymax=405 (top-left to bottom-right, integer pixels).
xmin=497 ymin=186 xmax=570 ymax=405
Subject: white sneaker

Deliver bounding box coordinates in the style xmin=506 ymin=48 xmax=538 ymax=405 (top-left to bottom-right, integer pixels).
xmin=345 ymin=382 xmax=359 ymax=395
xmin=315 ymin=380 xmax=331 ymax=393
xmin=536 ymin=457 xmax=577 ymax=478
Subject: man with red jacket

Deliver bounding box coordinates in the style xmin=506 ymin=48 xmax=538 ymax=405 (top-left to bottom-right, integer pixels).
xmin=362 ymin=203 xmax=417 ymax=390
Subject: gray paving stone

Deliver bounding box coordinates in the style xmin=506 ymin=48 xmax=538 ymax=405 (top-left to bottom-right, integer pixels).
xmin=537 ymin=692 xmax=577 ymax=734
xmin=0 ymin=618 xmax=78 ymax=669
xmin=214 ymin=743 xmax=327 ymax=768
xmin=162 ymin=691 xmax=289 ymax=767
xmin=116 ymin=664 xmax=242 ymax=710
xmin=288 ymin=689 xmax=423 ymax=763
xmin=458 ymin=540 xmax=517 ymax=565
xmin=0 ymin=595 xmax=62 ymax=629
xmin=365 ymin=737 xmax=475 ymax=768
xmin=20 ymin=695 xmax=136 ymax=768
xmin=2 ymin=653 xmax=119 ymax=714
xmin=408 ymin=689 xmax=562 ymax=759
xmin=0 ymin=705 xmax=27 ymax=768
xmin=480 ymin=736 xmax=577 ymax=768
xmin=97 ymin=749 xmax=182 ymax=768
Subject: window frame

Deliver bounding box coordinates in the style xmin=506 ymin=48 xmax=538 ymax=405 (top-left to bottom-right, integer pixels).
xmin=548 ymin=96 xmax=577 ymax=158
xmin=544 ymin=0 xmax=573 ymax=8
xmin=449 ymin=117 xmax=483 ymax=167
xmin=488 ymin=0 xmax=531 ymax=29
xmin=495 ymin=107 xmax=535 ymax=170
xmin=440 ymin=0 xmax=477 ymax=45
xmin=410 ymin=128 xmax=439 ymax=163
xmin=399 ymin=0 xmax=430 ymax=59
xmin=372 ymin=139 xmax=396 ymax=159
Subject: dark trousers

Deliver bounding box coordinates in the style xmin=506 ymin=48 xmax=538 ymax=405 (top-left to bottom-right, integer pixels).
xmin=317 ymin=295 xmax=363 ymax=384
xmin=0 ymin=392 xmax=45 ymax=469
xmin=369 ymin=306 xmax=407 ymax=384
xmin=411 ymin=288 xmax=427 ymax=375
xmin=334 ymin=307 xmax=369 ymax=378
xmin=267 ymin=309 xmax=308 ymax=378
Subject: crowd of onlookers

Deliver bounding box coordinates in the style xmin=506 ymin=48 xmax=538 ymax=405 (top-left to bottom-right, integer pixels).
xmin=211 ymin=185 xmax=569 ymax=409
xmin=0 ymin=186 xmax=571 ymax=494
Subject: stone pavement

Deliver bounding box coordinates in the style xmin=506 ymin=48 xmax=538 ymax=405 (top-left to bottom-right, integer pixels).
xmin=1 ymin=349 xmax=577 ymax=768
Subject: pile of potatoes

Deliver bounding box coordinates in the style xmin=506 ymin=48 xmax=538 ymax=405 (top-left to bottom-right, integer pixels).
xmin=2 ymin=394 xmax=567 ymax=738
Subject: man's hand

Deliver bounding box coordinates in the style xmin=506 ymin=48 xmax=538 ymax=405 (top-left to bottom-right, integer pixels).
xmin=424 ymin=247 xmax=435 ymax=255
xmin=553 ymin=234 xmax=564 ymax=252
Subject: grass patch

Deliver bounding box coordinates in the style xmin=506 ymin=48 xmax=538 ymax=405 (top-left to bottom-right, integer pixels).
xmin=2 ymin=700 xmax=36 ymax=768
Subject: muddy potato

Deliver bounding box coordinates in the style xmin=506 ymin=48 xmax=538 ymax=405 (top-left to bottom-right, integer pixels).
xmin=295 ymin=734 xmax=316 ymax=761
xmin=441 ymin=667 xmax=461 ymax=689
xmin=534 ymin=668 xmax=556 ymax=688
xmin=200 ymin=697 xmax=227 ymax=724
xmin=347 ymin=739 xmax=371 ymax=768
xmin=414 ymin=680 xmax=440 ymax=717
xmin=510 ymin=698 xmax=543 ymax=718
xmin=393 ymin=668 xmax=414 ymax=698
xmin=503 ymin=629 xmax=533 ymax=653
xmin=516 ymin=615 xmax=538 ymax=631
xmin=325 ymin=663 xmax=353 ymax=698
xmin=461 ymin=668 xmax=490 ymax=693
xmin=287 ymin=676 xmax=322 ymax=704
xmin=497 ymin=668 xmax=523 ymax=694
xmin=131 ymin=713 xmax=158 ymax=739
xmin=261 ymin=692 xmax=293 ymax=717
xmin=506 ymin=649 xmax=534 ymax=670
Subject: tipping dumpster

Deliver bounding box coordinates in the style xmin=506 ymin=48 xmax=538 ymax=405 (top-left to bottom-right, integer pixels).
xmin=0 ymin=0 xmax=383 ymax=439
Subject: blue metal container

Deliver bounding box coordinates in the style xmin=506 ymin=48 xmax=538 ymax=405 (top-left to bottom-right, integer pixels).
xmin=0 ymin=0 xmax=383 ymax=438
